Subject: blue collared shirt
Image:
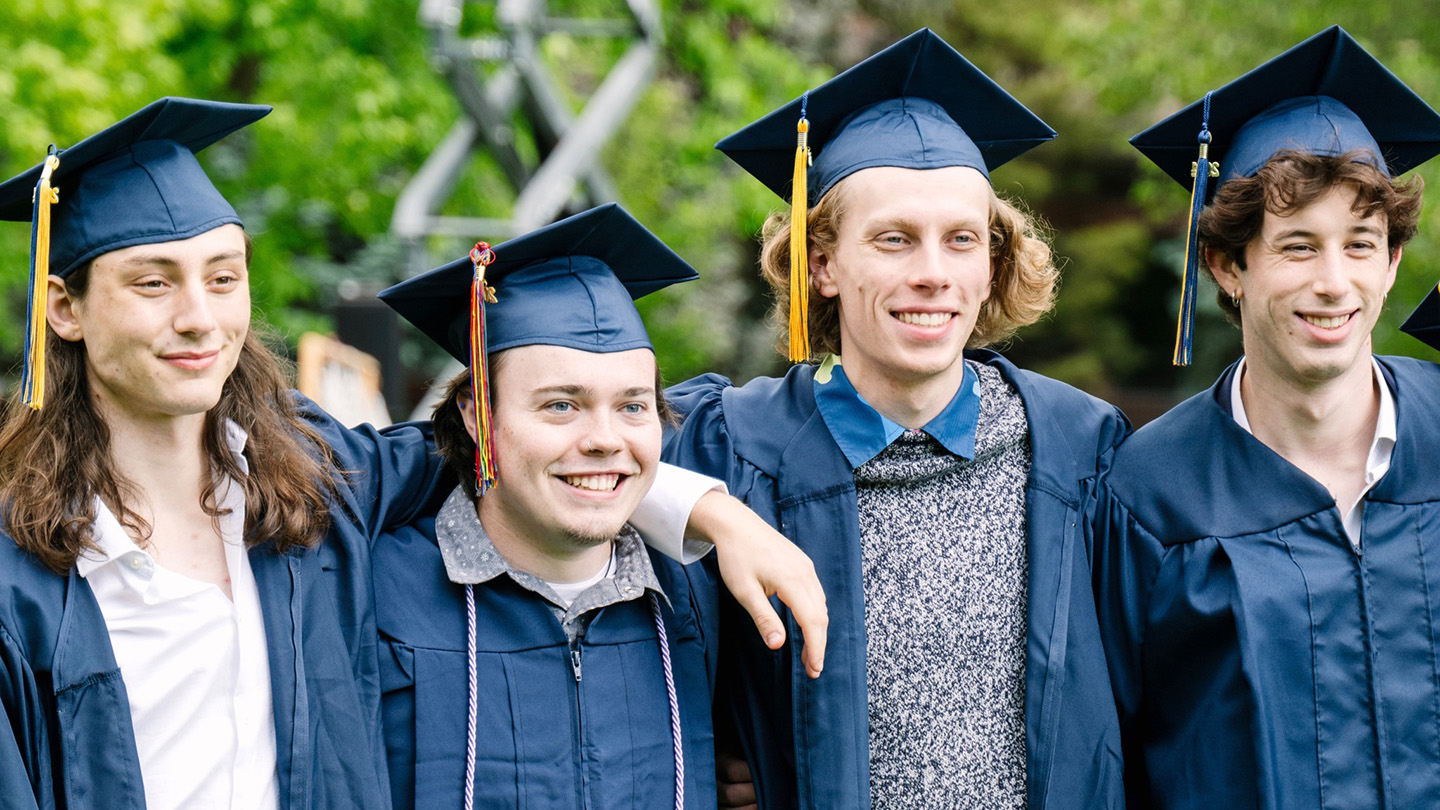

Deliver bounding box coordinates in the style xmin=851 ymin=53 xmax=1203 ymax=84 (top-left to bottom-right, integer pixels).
xmin=812 ymin=354 xmax=981 ymax=468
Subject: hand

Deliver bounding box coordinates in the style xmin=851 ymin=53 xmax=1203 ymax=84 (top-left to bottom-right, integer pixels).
xmin=687 ymin=490 xmax=828 ymax=677
xmin=716 ymin=750 xmax=758 ymax=810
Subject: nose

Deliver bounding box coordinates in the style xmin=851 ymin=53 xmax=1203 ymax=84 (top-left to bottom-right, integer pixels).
xmin=906 ymin=241 xmax=953 ymax=292
xmin=1310 ymin=247 xmax=1350 ymax=300
xmin=172 ymin=280 xmax=219 ymax=336
xmin=581 ymin=413 xmax=623 ymax=456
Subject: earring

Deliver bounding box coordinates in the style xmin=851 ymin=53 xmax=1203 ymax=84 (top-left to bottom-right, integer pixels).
xmin=1231 ymin=289 xmax=1242 ymax=308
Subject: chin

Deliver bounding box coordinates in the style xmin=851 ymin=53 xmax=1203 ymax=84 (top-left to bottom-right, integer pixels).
xmin=561 ymin=526 xmax=626 ymax=549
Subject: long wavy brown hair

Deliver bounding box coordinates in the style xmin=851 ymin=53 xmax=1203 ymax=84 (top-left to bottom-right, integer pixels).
xmin=0 ymin=252 xmax=342 ymax=574
xmin=758 ymin=174 xmax=1059 ymax=359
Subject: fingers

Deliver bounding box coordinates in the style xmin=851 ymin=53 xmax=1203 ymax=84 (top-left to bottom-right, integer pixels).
xmin=716 ymin=751 xmax=757 ymax=809
xmin=729 ymin=576 xmax=787 ymax=651
xmin=777 ymin=566 xmax=828 ymax=678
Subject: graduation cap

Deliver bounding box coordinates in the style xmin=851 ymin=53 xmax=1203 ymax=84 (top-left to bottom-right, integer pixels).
xmin=1130 ymin=26 xmax=1440 ymax=365
xmin=716 ymin=28 xmax=1055 ymax=362
xmin=379 ymin=203 xmax=697 ymax=493
xmin=0 ymin=97 xmax=271 ymax=409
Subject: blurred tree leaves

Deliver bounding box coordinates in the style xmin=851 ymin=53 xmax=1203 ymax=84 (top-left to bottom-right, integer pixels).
xmin=3 ymin=0 xmax=1440 ymax=412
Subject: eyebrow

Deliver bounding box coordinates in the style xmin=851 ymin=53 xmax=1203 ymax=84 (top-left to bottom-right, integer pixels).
xmin=1270 ymin=223 xmax=1386 ymax=242
xmin=865 ymin=215 xmax=986 ymax=233
xmin=115 ymin=250 xmax=247 ymax=269
xmin=529 ymin=384 xmax=656 ymax=399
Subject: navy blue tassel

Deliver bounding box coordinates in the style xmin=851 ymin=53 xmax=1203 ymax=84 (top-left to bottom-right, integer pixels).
xmin=1175 ymin=92 xmax=1219 ymax=367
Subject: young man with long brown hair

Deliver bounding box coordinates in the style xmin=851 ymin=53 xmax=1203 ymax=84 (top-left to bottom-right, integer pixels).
xmin=0 ymin=98 xmax=449 ymax=810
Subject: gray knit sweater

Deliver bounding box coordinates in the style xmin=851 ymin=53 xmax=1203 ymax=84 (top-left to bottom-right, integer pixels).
xmin=855 ymin=360 xmax=1032 ymax=809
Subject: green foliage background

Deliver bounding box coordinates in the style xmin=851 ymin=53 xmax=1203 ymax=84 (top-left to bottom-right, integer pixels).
xmin=3 ymin=0 xmax=1438 ymax=417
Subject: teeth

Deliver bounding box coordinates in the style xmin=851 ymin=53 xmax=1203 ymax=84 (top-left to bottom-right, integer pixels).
xmin=895 ymin=312 xmax=953 ymax=327
xmin=1302 ymin=313 xmax=1351 ymax=329
xmin=563 ymin=474 xmax=620 ymax=492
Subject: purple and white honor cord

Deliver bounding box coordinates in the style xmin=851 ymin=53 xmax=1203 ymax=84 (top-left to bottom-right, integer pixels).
xmin=460 ymin=585 xmax=684 ymax=809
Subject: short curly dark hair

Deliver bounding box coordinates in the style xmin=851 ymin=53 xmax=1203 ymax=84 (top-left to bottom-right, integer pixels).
xmin=1197 ymin=149 xmax=1424 ymax=324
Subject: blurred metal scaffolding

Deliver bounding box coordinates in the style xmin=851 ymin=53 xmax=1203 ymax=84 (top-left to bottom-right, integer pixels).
xmin=392 ymin=0 xmax=660 ymax=274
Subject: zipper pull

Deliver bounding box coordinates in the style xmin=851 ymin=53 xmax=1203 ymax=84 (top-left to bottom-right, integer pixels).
xmin=570 ymin=647 xmax=583 ymax=682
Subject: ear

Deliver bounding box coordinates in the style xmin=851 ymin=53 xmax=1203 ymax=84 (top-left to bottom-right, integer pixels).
xmin=1206 ymin=246 xmax=1242 ymax=299
xmin=1384 ymin=245 xmax=1403 ymax=296
xmin=809 ymin=242 xmax=839 ymax=299
xmin=457 ymin=393 xmax=479 ymax=444
xmin=46 ymin=275 xmax=85 ymax=342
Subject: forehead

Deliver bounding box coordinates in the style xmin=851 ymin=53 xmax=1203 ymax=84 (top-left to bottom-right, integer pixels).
xmin=835 ymin=165 xmax=991 ymax=224
xmin=91 ymin=223 xmax=248 ymax=271
xmin=1258 ymin=183 xmax=1385 ymax=234
xmin=493 ymin=345 xmax=658 ymax=393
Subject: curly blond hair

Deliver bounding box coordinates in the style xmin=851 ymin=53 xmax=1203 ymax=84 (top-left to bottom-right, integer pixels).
xmin=757 ymin=174 xmax=1058 ymax=359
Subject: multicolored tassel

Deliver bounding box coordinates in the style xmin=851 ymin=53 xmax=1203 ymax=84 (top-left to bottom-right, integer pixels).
xmin=788 ymin=92 xmax=813 ymax=363
xmin=23 ymin=149 xmax=61 ymax=410
xmin=1175 ymin=91 xmax=1219 ymax=367
xmin=469 ymin=242 xmax=499 ymax=493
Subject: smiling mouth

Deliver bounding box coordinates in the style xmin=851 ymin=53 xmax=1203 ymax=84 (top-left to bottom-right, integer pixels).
xmin=561 ymin=474 xmax=624 ymax=492
xmin=1300 ymin=313 xmax=1354 ymax=330
xmin=162 ymin=351 xmax=220 ymax=369
xmin=893 ymin=312 xmax=954 ymax=327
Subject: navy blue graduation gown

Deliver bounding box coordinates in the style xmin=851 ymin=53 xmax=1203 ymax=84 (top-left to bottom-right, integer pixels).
xmin=373 ymin=514 xmax=718 ymax=810
xmin=662 ymin=350 xmax=1130 ymax=810
xmin=0 ymin=396 xmax=448 ymax=809
xmin=1096 ymin=356 xmax=1440 ymax=809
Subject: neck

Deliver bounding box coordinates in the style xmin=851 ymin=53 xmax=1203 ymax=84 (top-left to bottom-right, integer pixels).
xmin=98 ymin=400 xmax=212 ymax=513
xmin=842 ymin=358 xmax=966 ymax=429
xmin=1239 ymin=355 xmax=1378 ymax=501
xmin=475 ymin=499 xmax=616 ymax=584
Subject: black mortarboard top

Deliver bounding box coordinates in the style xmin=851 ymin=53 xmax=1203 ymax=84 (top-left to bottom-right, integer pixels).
xmin=1401 ymin=286 xmax=1440 ymax=352
xmin=715 ymin=28 xmax=1054 ymax=362
xmin=378 ymin=203 xmax=697 ymax=492
xmin=0 ymin=97 xmax=271 ymax=410
xmin=1129 ymin=26 xmax=1440 ymax=366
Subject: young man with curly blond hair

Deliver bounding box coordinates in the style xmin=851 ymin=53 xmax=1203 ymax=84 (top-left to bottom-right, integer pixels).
xmin=662 ymin=30 xmax=1129 ymax=810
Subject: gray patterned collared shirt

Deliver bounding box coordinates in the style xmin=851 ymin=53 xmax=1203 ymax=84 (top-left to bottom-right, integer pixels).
xmin=433 ymin=486 xmax=667 ymax=643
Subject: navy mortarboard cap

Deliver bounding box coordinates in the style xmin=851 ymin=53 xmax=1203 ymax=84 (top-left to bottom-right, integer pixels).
xmin=716 ymin=28 xmax=1054 ymax=362
xmin=379 ymin=203 xmax=697 ymax=492
xmin=1401 ymin=285 xmax=1440 ymax=352
xmin=1130 ymin=26 xmax=1440 ymax=366
xmin=0 ymin=97 xmax=271 ymax=409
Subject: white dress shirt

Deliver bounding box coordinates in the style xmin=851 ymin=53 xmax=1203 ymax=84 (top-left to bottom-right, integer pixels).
xmin=76 ymin=421 xmax=278 ymax=810
xmin=628 ymin=462 xmax=724 ymax=562
xmin=1230 ymin=357 xmax=1396 ymax=548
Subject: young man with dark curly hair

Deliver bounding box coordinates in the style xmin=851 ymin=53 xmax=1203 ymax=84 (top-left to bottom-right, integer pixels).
xmin=1098 ymin=27 xmax=1440 ymax=809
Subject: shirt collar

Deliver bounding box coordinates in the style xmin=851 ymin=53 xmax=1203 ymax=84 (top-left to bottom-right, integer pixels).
xmin=433 ymin=486 xmax=666 ymax=617
xmin=76 ymin=419 xmax=250 ymax=578
xmin=1229 ymin=355 xmax=1397 ymax=465
xmin=813 ymin=354 xmax=981 ymax=468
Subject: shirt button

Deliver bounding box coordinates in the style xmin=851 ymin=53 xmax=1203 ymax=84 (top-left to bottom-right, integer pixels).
xmin=127 ymin=556 xmax=143 ymax=570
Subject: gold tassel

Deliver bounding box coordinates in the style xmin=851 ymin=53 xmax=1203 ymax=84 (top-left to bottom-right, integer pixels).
xmin=23 ymin=153 xmax=61 ymax=410
xmin=789 ymin=115 xmax=812 ymax=363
